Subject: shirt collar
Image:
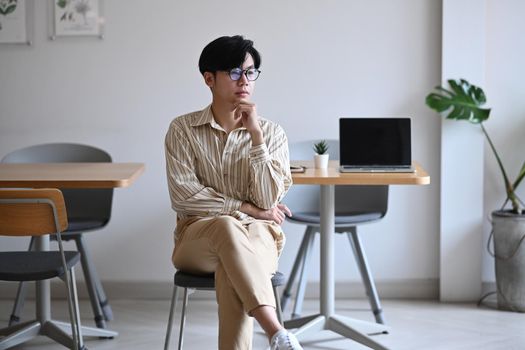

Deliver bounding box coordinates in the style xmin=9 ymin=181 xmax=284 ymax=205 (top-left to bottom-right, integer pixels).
xmin=191 ymin=104 xmax=248 ymax=131
xmin=191 ymin=104 xmax=215 ymax=127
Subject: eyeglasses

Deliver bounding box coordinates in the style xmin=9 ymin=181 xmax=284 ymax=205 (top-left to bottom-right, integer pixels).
xmin=227 ymin=67 xmax=261 ymax=81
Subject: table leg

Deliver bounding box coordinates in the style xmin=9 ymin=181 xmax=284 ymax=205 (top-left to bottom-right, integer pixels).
xmin=284 ymin=185 xmax=390 ymax=349
xmin=30 ymin=236 xmax=118 ymax=345
xmin=35 ymin=236 xmax=50 ymax=322
xmin=320 ymin=185 xmax=335 ymax=317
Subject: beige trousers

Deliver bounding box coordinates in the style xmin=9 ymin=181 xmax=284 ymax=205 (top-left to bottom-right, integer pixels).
xmin=172 ymin=215 xmax=284 ymax=350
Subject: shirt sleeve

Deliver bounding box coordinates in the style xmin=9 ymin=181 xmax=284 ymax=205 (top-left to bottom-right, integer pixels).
xmin=165 ymin=121 xmax=243 ymax=217
xmin=248 ymin=124 xmax=292 ymax=209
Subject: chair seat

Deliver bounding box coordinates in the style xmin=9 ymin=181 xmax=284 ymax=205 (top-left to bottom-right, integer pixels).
xmin=0 ymin=251 xmax=80 ymax=281
xmin=174 ymin=272 xmax=215 ymax=289
xmin=174 ymin=271 xmax=286 ymax=289
xmin=65 ymin=218 xmax=109 ymax=233
xmin=287 ymin=211 xmax=384 ymax=226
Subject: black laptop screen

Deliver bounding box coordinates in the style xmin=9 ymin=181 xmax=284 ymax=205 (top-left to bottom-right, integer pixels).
xmin=339 ymin=118 xmax=411 ymax=167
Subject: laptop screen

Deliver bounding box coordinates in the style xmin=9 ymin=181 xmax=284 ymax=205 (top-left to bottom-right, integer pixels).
xmin=339 ymin=118 xmax=412 ymax=167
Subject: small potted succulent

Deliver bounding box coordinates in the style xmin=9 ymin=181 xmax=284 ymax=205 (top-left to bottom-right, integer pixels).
xmin=313 ymin=140 xmax=329 ymax=169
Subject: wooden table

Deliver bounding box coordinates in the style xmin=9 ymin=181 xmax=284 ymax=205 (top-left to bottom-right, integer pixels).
xmin=0 ymin=162 xmax=145 ymax=348
xmin=286 ymin=160 xmax=429 ymax=349
xmin=0 ymin=163 xmax=144 ymax=188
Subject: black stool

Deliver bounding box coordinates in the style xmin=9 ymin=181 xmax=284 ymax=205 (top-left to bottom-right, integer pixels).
xmin=164 ymin=271 xmax=286 ymax=350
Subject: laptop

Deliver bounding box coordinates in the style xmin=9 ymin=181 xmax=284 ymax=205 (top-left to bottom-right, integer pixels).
xmin=339 ymin=118 xmax=415 ymax=173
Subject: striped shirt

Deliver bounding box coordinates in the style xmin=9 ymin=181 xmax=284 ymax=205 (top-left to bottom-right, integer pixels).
xmin=165 ymin=104 xmax=292 ymax=232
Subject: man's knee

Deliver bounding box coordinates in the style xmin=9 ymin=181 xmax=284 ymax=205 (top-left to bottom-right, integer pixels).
xmin=208 ymin=216 xmax=249 ymax=249
xmin=210 ymin=216 xmax=243 ymax=231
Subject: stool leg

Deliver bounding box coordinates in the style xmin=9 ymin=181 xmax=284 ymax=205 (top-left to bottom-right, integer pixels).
xmin=347 ymin=230 xmax=385 ymax=324
xmin=164 ymin=285 xmax=179 ymax=350
xmin=281 ymin=230 xmax=310 ymax=311
xmin=178 ymin=288 xmax=190 ymax=350
xmin=273 ymin=286 xmax=283 ymax=326
xmin=292 ymin=229 xmax=316 ymax=319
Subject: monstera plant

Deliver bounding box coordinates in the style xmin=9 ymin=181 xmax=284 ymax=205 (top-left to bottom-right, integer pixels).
xmin=426 ymin=79 xmax=524 ymax=214
xmin=426 ymin=79 xmax=525 ymax=312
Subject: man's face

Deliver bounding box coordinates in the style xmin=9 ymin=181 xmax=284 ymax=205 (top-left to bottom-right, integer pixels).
xmin=205 ymin=54 xmax=256 ymax=105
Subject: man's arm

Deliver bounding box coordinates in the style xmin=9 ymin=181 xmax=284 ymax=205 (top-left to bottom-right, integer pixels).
xmin=165 ymin=121 xmax=242 ymax=217
xmin=247 ymin=125 xmax=292 ymax=209
xmin=235 ymin=101 xmax=293 ymax=210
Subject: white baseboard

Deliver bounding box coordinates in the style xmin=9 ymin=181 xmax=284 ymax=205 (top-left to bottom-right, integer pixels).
xmin=0 ymin=278 xmax=439 ymax=300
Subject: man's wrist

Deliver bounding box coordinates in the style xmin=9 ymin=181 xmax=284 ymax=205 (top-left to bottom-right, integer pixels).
xmin=250 ymin=130 xmax=264 ymax=146
xmin=240 ymin=202 xmax=254 ymax=216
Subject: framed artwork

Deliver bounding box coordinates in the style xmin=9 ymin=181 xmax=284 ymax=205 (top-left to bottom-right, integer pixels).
xmin=0 ymin=0 xmax=33 ymax=45
xmin=50 ymin=0 xmax=104 ymax=40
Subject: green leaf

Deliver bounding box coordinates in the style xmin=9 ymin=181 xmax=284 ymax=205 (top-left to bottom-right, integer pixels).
xmin=313 ymin=140 xmax=329 ymax=155
xmin=56 ymin=0 xmax=67 ymax=9
xmin=0 ymin=2 xmax=17 ymax=16
xmin=425 ymin=79 xmax=491 ymax=124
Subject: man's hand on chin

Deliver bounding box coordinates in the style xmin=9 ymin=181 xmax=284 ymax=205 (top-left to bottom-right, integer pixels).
xmin=234 ymin=100 xmax=263 ymax=145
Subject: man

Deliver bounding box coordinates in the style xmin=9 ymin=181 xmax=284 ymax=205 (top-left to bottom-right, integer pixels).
xmin=165 ymin=35 xmax=303 ymax=350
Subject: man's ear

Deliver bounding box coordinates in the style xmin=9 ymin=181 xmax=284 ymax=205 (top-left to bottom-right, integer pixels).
xmin=203 ymin=72 xmax=215 ymax=88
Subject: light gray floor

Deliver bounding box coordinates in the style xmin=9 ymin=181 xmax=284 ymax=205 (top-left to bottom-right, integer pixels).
xmin=1 ymin=296 xmax=524 ymax=349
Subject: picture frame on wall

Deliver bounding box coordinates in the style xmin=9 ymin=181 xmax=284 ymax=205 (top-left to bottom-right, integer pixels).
xmin=50 ymin=0 xmax=104 ymax=40
xmin=0 ymin=0 xmax=33 ymax=45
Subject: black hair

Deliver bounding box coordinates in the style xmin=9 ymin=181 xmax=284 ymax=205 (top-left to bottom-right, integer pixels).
xmin=198 ymin=35 xmax=261 ymax=75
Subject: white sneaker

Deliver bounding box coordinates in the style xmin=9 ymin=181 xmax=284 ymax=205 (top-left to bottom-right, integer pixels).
xmin=270 ymin=329 xmax=303 ymax=350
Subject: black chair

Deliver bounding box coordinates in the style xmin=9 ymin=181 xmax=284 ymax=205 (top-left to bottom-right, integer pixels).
xmin=2 ymin=143 xmax=114 ymax=329
xmin=0 ymin=189 xmax=84 ymax=349
xmin=164 ymin=271 xmax=286 ymax=350
xmin=282 ymin=140 xmax=388 ymax=324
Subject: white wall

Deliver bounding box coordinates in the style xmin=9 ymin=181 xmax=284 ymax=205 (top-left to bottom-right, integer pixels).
xmin=0 ymin=1 xmax=441 ymax=293
xmin=483 ymin=0 xmax=525 ymax=282
xmin=439 ymin=0 xmax=485 ymax=301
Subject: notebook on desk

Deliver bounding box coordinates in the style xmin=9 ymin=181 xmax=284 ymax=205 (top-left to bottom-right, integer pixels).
xmin=339 ymin=117 xmax=415 ymax=173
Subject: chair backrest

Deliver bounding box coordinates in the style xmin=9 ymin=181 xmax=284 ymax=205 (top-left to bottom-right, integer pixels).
xmin=0 ymin=189 xmax=68 ymax=236
xmin=2 ymin=143 xmax=113 ymax=224
xmin=284 ymin=140 xmax=389 ymax=217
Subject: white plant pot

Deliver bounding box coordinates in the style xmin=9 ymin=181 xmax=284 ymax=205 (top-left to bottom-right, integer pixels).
xmin=314 ymin=154 xmax=329 ymax=169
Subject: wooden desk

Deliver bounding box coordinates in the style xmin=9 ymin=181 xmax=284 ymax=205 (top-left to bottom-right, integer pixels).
xmin=0 ymin=162 xmax=144 ymax=347
xmin=291 ymin=160 xmax=429 ymax=185
xmin=286 ymin=160 xmax=429 ymax=350
xmin=0 ymin=163 xmax=144 ymax=188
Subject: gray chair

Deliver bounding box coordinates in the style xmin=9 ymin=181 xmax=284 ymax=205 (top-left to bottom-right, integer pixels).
xmin=281 ymin=140 xmax=388 ymax=324
xmin=0 ymin=189 xmax=84 ymax=350
xmin=2 ymin=143 xmax=114 ymax=329
xmin=164 ymin=271 xmax=286 ymax=350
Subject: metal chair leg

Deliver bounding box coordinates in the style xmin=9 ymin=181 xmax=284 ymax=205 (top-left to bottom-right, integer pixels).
xmin=178 ymin=288 xmax=190 ymax=350
xmin=69 ymin=268 xmax=85 ymax=350
xmin=95 ymin=276 xmax=114 ymax=321
xmin=273 ymin=286 xmax=283 ymax=326
xmin=56 ymin=231 xmax=81 ymax=350
xmin=8 ymin=237 xmax=36 ymax=326
xmin=281 ymin=229 xmax=311 ymax=311
xmin=74 ymin=234 xmax=108 ymax=329
xmin=292 ymin=228 xmax=316 ymax=319
xmin=347 ymin=230 xmax=385 ymax=324
xmin=164 ymin=285 xmax=179 ymax=350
